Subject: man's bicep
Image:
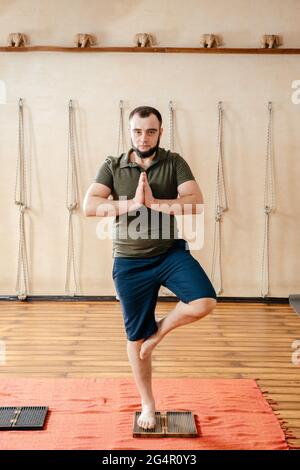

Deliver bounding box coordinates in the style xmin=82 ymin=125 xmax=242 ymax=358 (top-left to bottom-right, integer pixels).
xmin=86 ymin=182 xmax=112 ymax=199
xmin=177 ymin=180 xmax=203 ymax=202
xmin=83 ymin=183 xmax=112 ymax=216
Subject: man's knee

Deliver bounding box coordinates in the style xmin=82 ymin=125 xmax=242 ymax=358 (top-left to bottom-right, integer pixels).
xmin=127 ymin=338 xmax=144 ymax=344
xmin=127 ymin=338 xmax=143 ymax=349
xmin=187 ymin=297 xmax=217 ymax=319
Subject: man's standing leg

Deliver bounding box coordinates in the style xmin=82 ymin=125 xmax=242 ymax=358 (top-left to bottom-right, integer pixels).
xmin=113 ymin=258 xmax=160 ymax=430
xmin=127 ymin=340 xmax=156 ymax=429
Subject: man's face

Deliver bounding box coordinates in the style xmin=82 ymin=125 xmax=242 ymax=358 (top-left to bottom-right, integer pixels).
xmin=129 ymin=113 xmax=163 ymax=158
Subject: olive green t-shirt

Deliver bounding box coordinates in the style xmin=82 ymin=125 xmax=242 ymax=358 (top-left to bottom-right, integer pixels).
xmin=93 ymin=147 xmax=195 ymax=257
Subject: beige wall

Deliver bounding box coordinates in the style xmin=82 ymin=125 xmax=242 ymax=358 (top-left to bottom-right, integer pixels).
xmin=0 ymin=0 xmax=300 ymax=297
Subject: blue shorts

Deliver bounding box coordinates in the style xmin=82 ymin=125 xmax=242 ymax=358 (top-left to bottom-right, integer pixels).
xmin=112 ymin=239 xmax=217 ymax=341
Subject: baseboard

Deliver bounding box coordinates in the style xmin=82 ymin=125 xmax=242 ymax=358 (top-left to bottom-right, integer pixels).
xmin=0 ymin=295 xmax=289 ymax=303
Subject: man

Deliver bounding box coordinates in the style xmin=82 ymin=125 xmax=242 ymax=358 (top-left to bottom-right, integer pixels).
xmin=83 ymin=106 xmax=217 ymax=430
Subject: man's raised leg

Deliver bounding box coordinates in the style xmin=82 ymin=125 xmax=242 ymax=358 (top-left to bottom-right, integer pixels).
xmin=140 ymin=297 xmax=216 ymax=360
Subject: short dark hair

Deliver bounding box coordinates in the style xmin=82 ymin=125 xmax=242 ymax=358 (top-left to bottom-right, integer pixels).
xmin=129 ymin=106 xmax=162 ymax=127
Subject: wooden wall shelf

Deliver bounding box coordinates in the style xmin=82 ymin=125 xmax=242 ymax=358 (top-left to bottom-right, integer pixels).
xmin=0 ymin=46 xmax=300 ymax=54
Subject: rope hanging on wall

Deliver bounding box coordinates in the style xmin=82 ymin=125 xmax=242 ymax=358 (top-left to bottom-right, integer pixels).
xmin=261 ymin=101 xmax=275 ymax=298
xmin=117 ymin=100 xmax=125 ymax=155
xmin=115 ymin=100 xmax=126 ymax=301
xmin=211 ymin=101 xmax=228 ymax=295
xmin=158 ymin=100 xmax=177 ymax=298
xmin=14 ymin=98 xmax=29 ymax=300
xmin=169 ymin=100 xmax=175 ymax=151
xmin=65 ymin=99 xmax=79 ymax=296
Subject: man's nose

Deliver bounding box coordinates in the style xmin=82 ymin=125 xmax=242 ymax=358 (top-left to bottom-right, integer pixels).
xmin=140 ymin=132 xmax=148 ymax=141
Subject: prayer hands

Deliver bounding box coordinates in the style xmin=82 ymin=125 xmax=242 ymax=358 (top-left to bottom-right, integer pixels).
xmin=142 ymin=172 xmax=156 ymax=208
xmin=132 ymin=172 xmax=156 ymax=209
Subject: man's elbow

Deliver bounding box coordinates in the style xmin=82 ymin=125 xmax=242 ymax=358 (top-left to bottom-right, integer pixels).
xmin=83 ymin=202 xmax=95 ymax=217
xmin=83 ymin=209 xmax=93 ymax=217
xmin=193 ymin=193 xmax=204 ymax=214
xmin=195 ymin=193 xmax=204 ymax=205
xmin=84 ymin=210 xmax=94 ymax=217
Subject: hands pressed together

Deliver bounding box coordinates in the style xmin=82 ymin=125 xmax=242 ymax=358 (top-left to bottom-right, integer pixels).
xmin=133 ymin=171 xmax=156 ymax=209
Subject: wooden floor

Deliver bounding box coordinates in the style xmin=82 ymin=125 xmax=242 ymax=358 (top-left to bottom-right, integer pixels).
xmin=0 ymin=300 xmax=299 ymax=447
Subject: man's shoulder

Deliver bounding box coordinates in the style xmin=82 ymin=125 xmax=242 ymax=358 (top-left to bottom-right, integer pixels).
xmin=159 ymin=147 xmax=181 ymax=161
xmin=102 ymin=154 xmax=125 ymax=167
xmin=160 ymin=149 xmax=188 ymax=170
xmin=159 ymin=149 xmax=194 ymax=178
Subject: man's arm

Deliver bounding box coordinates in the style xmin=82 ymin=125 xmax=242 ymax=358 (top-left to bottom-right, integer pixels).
xmin=144 ymin=175 xmax=204 ymax=215
xmin=83 ymin=177 xmax=144 ymax=217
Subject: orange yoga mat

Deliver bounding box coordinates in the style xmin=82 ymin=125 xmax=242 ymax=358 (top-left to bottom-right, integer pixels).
xmin=0 ymin=378 xmax=290 ymax=450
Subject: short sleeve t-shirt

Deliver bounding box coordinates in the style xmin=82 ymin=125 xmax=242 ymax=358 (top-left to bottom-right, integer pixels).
xmin=93 ymin=147 xmax=195 ymax=257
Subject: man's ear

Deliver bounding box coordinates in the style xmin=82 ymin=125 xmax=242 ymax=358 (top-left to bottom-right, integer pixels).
xmin=159 ymin=127 xmax=164 ymax=137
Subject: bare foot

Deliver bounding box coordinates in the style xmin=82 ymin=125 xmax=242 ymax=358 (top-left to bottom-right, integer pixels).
xmin=140 ymin=317 xmax=165 ymax=360
xmin=137 ymin=401 xmax=156 ymax=430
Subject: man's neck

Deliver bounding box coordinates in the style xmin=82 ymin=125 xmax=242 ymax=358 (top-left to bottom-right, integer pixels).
xmin=130 ymin=149 xmax=157 ymax=169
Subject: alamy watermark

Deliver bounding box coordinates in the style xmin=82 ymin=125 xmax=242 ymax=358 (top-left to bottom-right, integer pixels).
xmin=95 ymin=199 xmax=205 ymax=250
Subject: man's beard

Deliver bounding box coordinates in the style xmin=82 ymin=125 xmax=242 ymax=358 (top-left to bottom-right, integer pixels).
xmin=132 ymin=137 xmax=160 ymax=159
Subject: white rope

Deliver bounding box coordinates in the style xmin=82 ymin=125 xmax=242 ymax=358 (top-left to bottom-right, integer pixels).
xmin=261 ymin=102 xmax=275 ymax=298
xmin=157 ymin=100 xmax=177 ymax=298
xmin=14 ymin=98 xmax=29 ymax=300
xmin=65 ymin=99 xmax=79 ymax=296
xmin=114 ymin=100 xmax=126 ymax=301
xmin=211 ymin=101 xmax=228 ymax=295
xmin=169 ymin=100 xmax=175 ymax=151
xmin=117 ymin=100 xmax=125 ymax=155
